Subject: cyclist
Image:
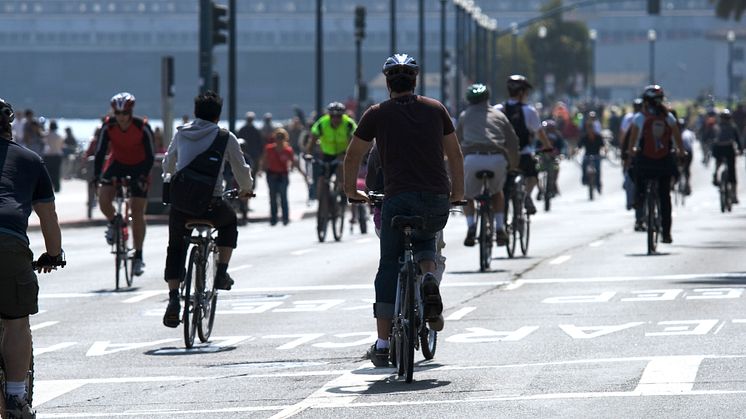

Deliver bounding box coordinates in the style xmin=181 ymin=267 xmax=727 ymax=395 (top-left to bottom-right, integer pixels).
xmin=306 ymin=102 xmax=357 ymax=200
xmin=343 ymin=53 xmax=464 ymax=367
xmin=678 ymin=117 xmax=695 ymax=196
xmin=577 ymin=111 xmax=605 ymax=193
xmin=537 ymin=119 xmax=565 ymax=198
xmin=495 ymin=75 xmax=553 ymax=215
xmin=457 ymin=83 xmax=518 ymax=247
xmin=0 ymin=97 xmax=64 ymax=419
xmin=161 ymin=91 xmax=253 ymax=328
xmin=94 ymin=92 xmax=155 ymax=277
xmin=711 ymin=109 xmax=743 ymax=202
xmin=626 ymin=85 xmax=686 ymax=243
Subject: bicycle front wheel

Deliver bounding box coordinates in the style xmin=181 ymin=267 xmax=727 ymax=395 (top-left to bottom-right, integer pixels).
xmin=504 ymin=195 xmax=516 ymax=258
xmin=316 ymin=190 xmax=329 ymax=242
xmin=331 ymin=192 xmax=345 ymax=242
xmin=198 ymin=243 xmax=218 ymax=343
xmin=520 ymin=213 xmax=531 ymax=256
xmin=183 ymin=247 xmax=199 ymax=348
xmin=420 ymin=327 xmax=437 ymax=360
xmin=358 ymin=205 xmax=368 ymax=234
xmin=646 ymin=189 xmax=659 ymax=255
xmin=478 ymin=207 xmax=492 ymax=271
xmin=403 ymin=271 xmax=416 ymax=383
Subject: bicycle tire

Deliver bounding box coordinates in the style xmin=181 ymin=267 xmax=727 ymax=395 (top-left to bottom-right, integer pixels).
xmin=403 ymin=266 xmax=416 ymax=383
xmin=123 ymin=226 xmax=133 ymax=288
xmin=719 ymin=172 xmax=728 ymax=213
xmin=420 ymin=327 xmax=437 ymax=360
xmin=183 ymin=246 xmax=199 ymax=348
xmin=358 ymin=205 xmax=368 ymax=234
xmin=646 ymin=184 xmax=659 ymax=255
xmin=393 ymin=277 xmax=405 ymax=376
xmin=478 ymin=205 xmax=492 ymax=271
xmin=331 ymin=192 xmax=345 ymax=242
xmin=520 ymin=213 xmax=531 ymax=256
xmin=587 ymin=168 xmax=595 ymax=201
xmin=505 ymin=194 xmax=516 ymax=258
xmin=113 ymin=218 xmax=122 ymax=290
xmin=198 ymin=242 xmax=218 ymax=343
xmin=316 ymin=198 xmax=328 ymax=242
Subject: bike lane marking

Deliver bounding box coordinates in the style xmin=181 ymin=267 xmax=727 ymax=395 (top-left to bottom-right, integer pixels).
xmin=516 ymin=272 xmax=746 ymax=286
xmin=31 ymin=321 xmax=59 ymax=331
xmin=635 ymin=356 xmax=703 ymax=394
xmin=588 ymin=240 xmax=605 ymax=247
xmin=549 ymin=255 xmax=572 ymax=265
xmin=227 ymin=264 xmax=253 ymax=273
xmin=446 ymin=307 xmax=476 ymax=321
xmin=290 ymin=249 xmax=316 ymax=256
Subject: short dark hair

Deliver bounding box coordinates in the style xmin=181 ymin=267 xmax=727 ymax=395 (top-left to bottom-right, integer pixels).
xmin=194 ymin=91 xmax=223 ymax=121
xmin=386 ymin=76 xmax=416 ymax=94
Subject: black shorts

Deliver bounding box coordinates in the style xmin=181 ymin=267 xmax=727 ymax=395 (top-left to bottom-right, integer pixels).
xmin=0 ymin=237 xmax=39 ymax=319
xmin=519 ymin=154 xmax=539 ymax=178
xmin=100 ymin=161 xmax=150 ymax=198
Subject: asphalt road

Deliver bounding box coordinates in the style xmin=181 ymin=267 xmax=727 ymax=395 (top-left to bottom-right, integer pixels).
xmin=26 ymin=156 xmax=746 ymax=418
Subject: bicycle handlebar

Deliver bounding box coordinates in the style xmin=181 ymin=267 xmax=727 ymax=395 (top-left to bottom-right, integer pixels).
xmin=223 ymin=189 xmax=256 ymax=199
xmin=32 ymin=251 xmax=67 ymax=270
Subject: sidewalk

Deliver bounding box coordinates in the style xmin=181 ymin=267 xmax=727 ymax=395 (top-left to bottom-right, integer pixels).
xmin=29 ymin=172 xmax=315 ymax=230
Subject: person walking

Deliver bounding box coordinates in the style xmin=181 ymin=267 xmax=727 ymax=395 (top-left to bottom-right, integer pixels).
xmin=42 ymin=120 xmax=65 ymax=192
xmin=260 ymin=128 xmax=307 ymax=226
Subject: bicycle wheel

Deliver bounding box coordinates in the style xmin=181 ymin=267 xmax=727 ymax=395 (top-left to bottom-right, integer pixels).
xmin=720 ymin=171 xmax=728 ymax=213
xmin=504 ymin=195 xmax=516 ymax=258
xmin=393 ymin=277 xmax=405 ymax=376
xmin=403 ymin=267 xmax=416 ymax=383
xmin=520 ymin=213 xmax=531 ymax=256
xmin=316 ymin=191 xmax=329 ymax=242
xmin=358 ymin=205 xmax=368 ymax=234
xmin=198 ymin=242 xmax=218 ymax=343
xmin=478 ymin=206 xmax=492 ymax=271
xmin=123 ymin=226 xmax=133 ymax=288
xmin=420 ymin=327 xmax=437 ymax=360
xmin=331 ymin=192 xmax=345 ymax=242
xmin=587 ymin=169 xmax=595 ymax=201
xmin=646 ymin=187 xmax=659 ymax=254
xmin=113 ymin=218 xmax=123 ymax=290
xmin=544 ymin=179 xmax=552 ymax=212
xmin=183 ymin=246 xmax=199 ymax=348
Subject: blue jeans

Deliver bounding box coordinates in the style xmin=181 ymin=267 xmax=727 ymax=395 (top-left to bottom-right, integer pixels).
xmin=266 ymin=172 xmax=289 ymax=224
xmin=374 ymin=192 xmax=450 ymax=319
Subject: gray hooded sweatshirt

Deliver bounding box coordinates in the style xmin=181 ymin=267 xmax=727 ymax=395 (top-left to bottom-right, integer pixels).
xmin=162 ymin=118 xmax=253 ymax=196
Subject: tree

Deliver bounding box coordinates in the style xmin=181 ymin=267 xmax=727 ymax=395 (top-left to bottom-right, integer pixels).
xmin=711 ymin=0 xmax=746 ymax=20
xmin=523 ymin=0 xmax=591 ymax=101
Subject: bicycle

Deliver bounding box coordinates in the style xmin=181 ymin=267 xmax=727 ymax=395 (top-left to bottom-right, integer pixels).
xmin=1 ymin=255 xmax=65 ymax=418
xmin=583 ymin=155 xmax=601 ymax=201
xmin=180 ymin=190 xmax=252 ymax=349
xmin=474 ymin=170 xmax=494 ymax=272
xmin=504 ymin=172 xmax=530 ymax=258
xmin=643 ymin=178 xmax=662 ymax=255
xmin=716 ymin=163 xmax=734 ymax=213
xmin=304 ymin=155 xmax=346 ymax=242
xmin=110 ymin=177 xmax=133 ymax=290
xmin=536 ymin=153 xmax=559 ymax=212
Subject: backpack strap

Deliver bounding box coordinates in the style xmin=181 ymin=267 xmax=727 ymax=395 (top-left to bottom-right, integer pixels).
xmin=209 ymin=128 xmax=230 ymax=155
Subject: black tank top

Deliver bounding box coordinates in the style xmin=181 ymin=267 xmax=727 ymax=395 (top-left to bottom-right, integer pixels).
xmin=503 ymin=102 xmax=532 ymax=149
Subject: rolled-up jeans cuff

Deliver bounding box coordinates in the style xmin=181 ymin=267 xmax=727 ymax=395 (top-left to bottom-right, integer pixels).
xmin=414 ymin=251 xmax=436 ymax=264
xmin=374 ymin=302 xmax=395 ymax=319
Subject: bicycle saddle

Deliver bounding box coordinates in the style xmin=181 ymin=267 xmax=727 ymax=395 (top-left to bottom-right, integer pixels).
xmin=391 ymin=215 xmax=425 ymax=230
xmin=185 ymin=220 xmax=215 ymax=230
xmin=476 ymin=170 xmax=494 ymax=179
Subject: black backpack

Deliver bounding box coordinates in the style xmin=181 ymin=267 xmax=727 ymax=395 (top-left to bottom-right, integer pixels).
xmin=168 ymin=129 xmax=230 ymax=216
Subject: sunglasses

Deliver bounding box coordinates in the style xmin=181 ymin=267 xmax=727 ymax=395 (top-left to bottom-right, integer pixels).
xmin=114 ymin=111 xmax=131 ymax=116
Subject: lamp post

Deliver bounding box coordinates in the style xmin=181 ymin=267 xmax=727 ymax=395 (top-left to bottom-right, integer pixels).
xmin=491 ymin=20 xmax=499 ymax=97
xmin=648 ymin=29 xmax=656 ymax=85
xmin=538 ymin=25 xmax=547 ymax=104
xmin=440 ymin=0 xmax=447 ymax=106
xmin=390 ymin=0 xmax=396 ymax=55
xmin=315 ymin=0 xmax=323 ymax=117
xmin=454 ymin=0 xmax=463 ymax=114
xmin=511 ymin=22 xmax=519 ymax=74
xmin=418 ymin=0 xmax=425 ymax=95
xmin=589 ymin=28 xmax=597 ymax=100
xmin=728 ymin=30 xmax=736 ymax=107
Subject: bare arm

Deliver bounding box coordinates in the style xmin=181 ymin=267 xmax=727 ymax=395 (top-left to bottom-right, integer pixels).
xmin=33 ymin=201 xmax=62 ymax=257
xmin=343 ymin=135 xmax=373 ymax=200
xmin=443 ymin=132 xmax=465 ymax=202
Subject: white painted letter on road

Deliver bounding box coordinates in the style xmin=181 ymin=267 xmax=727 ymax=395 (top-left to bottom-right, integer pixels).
xmin=447 ymin=326 xmax=539 ymax=343
xmin=263 ymin=334 xmax=325 ymax=350
xmin=686 ymin=288 xmax=744 ymax=300
xmin=621 ymin=289 xmax=682 ymax=302
xmin=86 ymin=339 xmax=180 ymax=356
xmin=542 ymin=292 xmax=615 ymax=304
xmin=274 ymin=299 xmax=345 ymax=312
xmin=559 ymin=322 xmax=645 ymax=339
xmin=645 ymin=320 xmax=719 ymax=336
xmin=313 ymin=332 xmax=377 ymax=348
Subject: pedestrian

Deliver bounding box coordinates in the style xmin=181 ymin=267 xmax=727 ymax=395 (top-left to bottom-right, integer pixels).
xmin=237 ymin=111 xmax=263 ymax=180
xmin=261 ymin=112 xmax=274 ymax=143
xmin=153 ymin=126 xmax=167 ymax=153
xmin=43 ymin=120 xmax=65 ymax=192
xmin=260 ymin=128 xmax=307 ymax=226
xmin=62 ymin=127 xmax=78 ymax=179
xmin=285 ymin=116 xmax=305 ymax=156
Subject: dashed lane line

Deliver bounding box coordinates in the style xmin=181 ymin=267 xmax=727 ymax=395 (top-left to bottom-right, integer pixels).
xmin=589 ymin=240 xmax=605 ymax=247
xmin=30 ymin=321 xmax=59 ymax=331
xmin=549 ymin=255 xmax=572 ymax=265
xmin=446 ymin=307 xmax=476 ymax=321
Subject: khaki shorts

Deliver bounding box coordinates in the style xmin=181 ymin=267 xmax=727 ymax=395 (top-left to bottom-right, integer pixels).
xmin=0 ymin=238 xmax=39 ymax=319
xmin=464 ymin=153 xmax=508 ymax=199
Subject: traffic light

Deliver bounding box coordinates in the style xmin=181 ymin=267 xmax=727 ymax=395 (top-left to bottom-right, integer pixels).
xmin=354 ymin=6 xmax=366 ymax=40
xmin=212 ymin=1 xmax=229 ymax=46
xmin=647 ymin=0 xmax=660 ymax=14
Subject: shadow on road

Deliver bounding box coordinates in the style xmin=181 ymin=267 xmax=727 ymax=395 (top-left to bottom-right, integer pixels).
xmin=625 ymin=252 xmax=674 ymax=257
xmin=144 ymin=345 xmax=237 ymax=356
xmin=91 ymin=287 xmax=141 ymax=294
xmin=674 ymin=272 xmax=746 ymax=286
xmin=675 ymin=241 xmax=746 ymax=250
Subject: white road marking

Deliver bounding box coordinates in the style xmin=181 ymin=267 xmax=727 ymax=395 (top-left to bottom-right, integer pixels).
xmin=549 ymin=255 xmax=572 ymax=265
xmin=227 ymin=264 xmax=253 ymax=273
xmin=122 ymin=290 xmax=164 ymax=303
xmin=355 ymin=238 xmax=373 ymax=244
xmin=503 ymin=281 xmax=524 ymax=290
xmin=269 ymin=363 xmax=392 ymax=419
xmin=290 ymin=249 xmax=316 ymax=256
xmin=589 ymin=240 xmax=605 ymax=247
xmin=635 ymin=356 xmax=703 ymax=394
xmin=30 ymin=321 xmax=59 ymax=331
xmin=34 ymin=342 xmax=76 ymax=356
xmin=520 ymin=272 xmax=746 ymax=285
xmin=446 ymin=307 xmax=476 ymax=321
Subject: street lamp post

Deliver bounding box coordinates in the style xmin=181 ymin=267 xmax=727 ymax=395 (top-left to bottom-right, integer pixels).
xmin=491 ymin=21 xmax=499 ymax=97
xmin=390 ymin=0 xmax=396 ymax=55
xmin=538 ymin=25 xmax=547 ymax=104
xmin=454 ymin=1 xmax=463 ymax=114
xmin=728 ymin=30 xmax=736 ymax=107
xmin=589 ymin=28 xmax=597 ymax=100
xmin=511 ymin=22 xmax=518 ymax=74
xmin=316 ymin=0 xmax=323 ymax=118
xmin=418 ymin=0 xmax=425 ymax=95
xmin=648 ymin=29 xmax=656 ymax=85
xmin=440 ymin=0 xmax=447 ymax=106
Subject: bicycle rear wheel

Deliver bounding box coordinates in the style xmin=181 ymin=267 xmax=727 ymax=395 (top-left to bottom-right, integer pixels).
xmin=504 ymin=195 xmax=516 ymax=258
xmin=520 ymin=214 xmax=531 ymax=256
xmin=403 ymin=269 xmax=416 ymax=383
xmin=646 ymin=187 xmax=659 ymax=254
xmin=420 ymin=327 xmax=437 ymax=360
xmin=358 ymin=205 xmax=368 ymax=234
xmin=478 ymin=206 xmax=493 ymax=271
xmin=198 ymin=242 xmax=218 ymax=343
xmin=183 ymin=247 xmax=199 ymax=348
xmin=720 ymin=171 xmax=728 ymax=213
xmin=331 ymin=192 xmax=345 ymax=242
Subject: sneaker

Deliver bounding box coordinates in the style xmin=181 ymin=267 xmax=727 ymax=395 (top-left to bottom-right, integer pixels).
xmin=495 ymin=228 xmax=508 ymax=247
xmin=366 ymin=343 xmax=390 ymax=367
xmin=463 ymin=225 xmax=476 ymax=247
xmin=214 ymin=271 xmax=235 ymax=290
xmin=634 ymin=220 xmax=647 ymax=232
xmin=662 ymin=233 xmax=673 ymax=244
xmin=5 ymin=394 xmax=35 ymax=419
xmin=132 ymin=258 xmax=145 ymax=276
xmin=428 ymin=314 xmax=444 ymax=332
xmin=421 ymin=273 xmax=443 ymax=321
xmin=105 ymin=222 xmax=115 ymax=245
xmin=524 ymin=197 xmax=537 ymax=215
xmin=162 ymin=296 xmax=181 ymax=328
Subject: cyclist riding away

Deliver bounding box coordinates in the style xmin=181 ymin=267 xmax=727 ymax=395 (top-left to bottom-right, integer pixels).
xmin=161 ymin=91 xmax=253 ymax=328
xmin=457 ymin=83 xmax=519 ymax=247
xmin=343 ymin=53 xmax=465 ymax=367
xmin=711 ymin=109 xmax=743 ymax=203
xmin=306 ymin=102 xmax=357 ymax=200
xmin=626 ymin=85 xmax=686 ymax=243
xmin=677 ymin=116 xmax=694 ymax=196
xmin=0 ymin=97 xmax=64 ymax=419
xmin=496 ymin=75 xmax=553 ymax=215
xmin=578 ymin=111 xmax=605 ymax=193
xmin=94 ymin=92 xmax=155 ymax=277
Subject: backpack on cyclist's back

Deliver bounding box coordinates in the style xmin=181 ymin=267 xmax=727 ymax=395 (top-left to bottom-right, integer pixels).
xmin=167 ymin=129 xmax=229 ymax=216
xmin=639 ymin=112 xmax=673 ymax=160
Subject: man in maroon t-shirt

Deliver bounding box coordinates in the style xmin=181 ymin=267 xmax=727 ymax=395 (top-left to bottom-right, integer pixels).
xmin=343 ymin=54 xmax=464 ymax=367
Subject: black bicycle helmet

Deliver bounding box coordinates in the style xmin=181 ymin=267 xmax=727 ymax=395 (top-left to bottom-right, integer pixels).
xmin=465 ymin=83 xmax=490 ymax=104
xmin=382 ymin=54 xmax=419 ymax=79
xmin=632 ymin=98 xmax=644 ymax=112
xmin=642 ymin=85 xmax=665 ymax=106
xmin=720 ymin=108 xmax=732 ymax=120
xmin=327 ymin=102 xmax=346 ymax=116
xmin=507 ymin=74 xmax=533 ymax=96
xmin=0 ymin=97 xmax=14 ymax=125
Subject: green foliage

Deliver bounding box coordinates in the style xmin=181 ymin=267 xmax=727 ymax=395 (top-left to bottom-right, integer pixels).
xmin=491 ymin=37 xmax=534 ymax=101
xmin=711 ymin=0 xmax=746 ymax=20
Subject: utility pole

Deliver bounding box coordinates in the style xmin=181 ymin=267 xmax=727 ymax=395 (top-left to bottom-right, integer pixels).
xmin=454 ymin=3 xmax=463 ymax=114
xmin=418 ymin=0 xmax=425 ymax=95
xmin=355 ymin=6 xmax=367 ymax=113
xmin=440 ymin=0 xmax=447 ymax=106
xmin=228 ymin=0 xmax=236 ymax=132
xmin=390 ymin=0 xmax=396 ymax=54
xmin=316 ymin=0 xmax=323 ymax=118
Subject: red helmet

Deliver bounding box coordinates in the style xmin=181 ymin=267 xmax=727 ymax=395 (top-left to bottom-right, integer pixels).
xmin=110 ymin=92 xmax=136 ymax=112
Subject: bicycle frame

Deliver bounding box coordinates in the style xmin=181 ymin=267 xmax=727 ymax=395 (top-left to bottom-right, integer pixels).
xmin=475 ymin=174 xmax=493 ymax=272
xmin=312 ymin=157 xmax=346 ymax=242
xmin=645 ymin=179 xmax=661 ymax=255
xmin=391 ymin=224 xmax=423 ymax=383
xmin=112 ymin=178 xmax=132 ymax=290
xmin=182 ymin=223 xmax=219 ymax=348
